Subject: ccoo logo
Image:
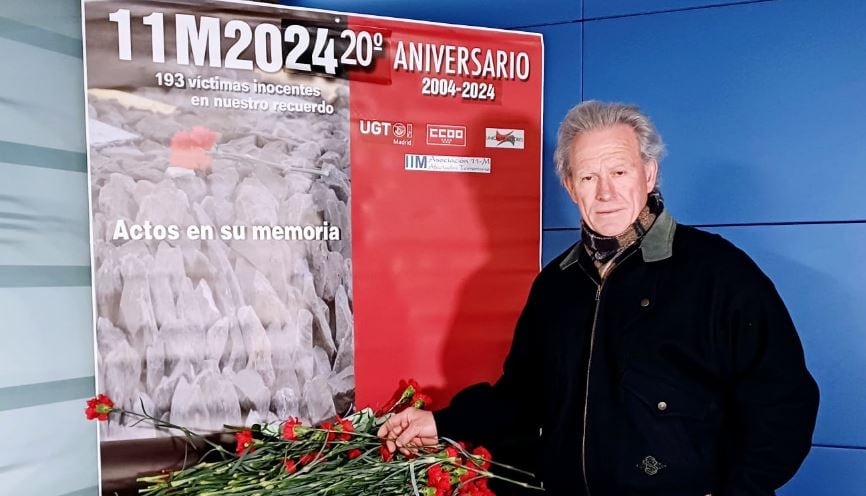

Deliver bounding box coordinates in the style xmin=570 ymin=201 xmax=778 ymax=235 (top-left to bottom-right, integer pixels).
xmin=426 ymin=124 xmax=466 ymax=146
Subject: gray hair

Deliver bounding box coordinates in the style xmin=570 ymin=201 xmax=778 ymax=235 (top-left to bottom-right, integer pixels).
xmin=553 ymin=100 xmax=666 ymax=183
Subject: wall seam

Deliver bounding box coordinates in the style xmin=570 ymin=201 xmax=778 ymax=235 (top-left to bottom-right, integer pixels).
xmin=507 ymin=0 xmax=781 ymax=29
xmin=0 ymin=16 xmax=82 ymax=58
xmin=0 ymin=265 xmax=92 ymax=287
xmin=0 ymin=141 xmax=88 ymax=173
xmin=0 ymin=376 xmax=95 ymax=411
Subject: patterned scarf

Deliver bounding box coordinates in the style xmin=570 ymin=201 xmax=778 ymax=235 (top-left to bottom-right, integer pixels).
xmin=581 ymin=190 xmax=664 ymax=269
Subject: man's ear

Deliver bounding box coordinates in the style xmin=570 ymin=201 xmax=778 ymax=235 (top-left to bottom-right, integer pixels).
xmin=644 ymin=159 xmax=659 ymax=191
xmin=563 ymin=176 xmax=580 ymax=205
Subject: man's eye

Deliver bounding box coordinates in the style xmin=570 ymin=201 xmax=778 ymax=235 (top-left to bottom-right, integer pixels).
xmin=580 ymin=176 xmax=594 ymax=182
xmin=613 ymin=170 xmax=626 ymax=176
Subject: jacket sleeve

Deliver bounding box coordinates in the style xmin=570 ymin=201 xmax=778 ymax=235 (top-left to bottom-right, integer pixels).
xmin=719 ymin=259 xmax=819 ymax=496
xmin=432 ymin=274 xmax=544 ymax=445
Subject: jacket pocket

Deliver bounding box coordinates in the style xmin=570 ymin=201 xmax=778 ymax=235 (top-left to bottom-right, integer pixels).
xmin=617 ymin=369 xmax=718 ymax=492
xmin=621 ymin=369 xmax=714 ymax=419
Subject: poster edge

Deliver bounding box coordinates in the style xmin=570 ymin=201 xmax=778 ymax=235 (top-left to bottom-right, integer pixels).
xmin=180 ymin=0 xmax=546 ymax=37
xmin=538 ymin=35 xmax=545 ymax=272
xmin=79 ymin=0 xmax=105 ymax=493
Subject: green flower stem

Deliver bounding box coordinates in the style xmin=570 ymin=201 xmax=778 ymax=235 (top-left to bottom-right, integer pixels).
xmin=117 ymin=400 xmax=541 ymax=495
xmin=118 ymin=409 xmax=232 ymax=458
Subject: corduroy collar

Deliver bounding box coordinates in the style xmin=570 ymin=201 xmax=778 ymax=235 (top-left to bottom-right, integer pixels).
xmin=559 ymin=209 xmax=677 ymax=270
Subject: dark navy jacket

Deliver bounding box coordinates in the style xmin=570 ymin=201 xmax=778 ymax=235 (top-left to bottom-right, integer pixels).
xmin=434 ymin=211 xmax=819 ymax=496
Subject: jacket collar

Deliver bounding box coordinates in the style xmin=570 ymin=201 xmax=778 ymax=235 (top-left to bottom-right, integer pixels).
xmin=559 ymin=209 xmax=677 ymax=270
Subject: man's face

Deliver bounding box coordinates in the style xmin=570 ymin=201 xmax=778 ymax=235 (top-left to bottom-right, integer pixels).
xmin=564 ymin=124 xmax=658 ymax=236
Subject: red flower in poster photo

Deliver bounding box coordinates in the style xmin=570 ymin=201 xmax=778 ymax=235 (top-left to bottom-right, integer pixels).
xmin=169 ymin=126 xmax=217 ymax=170
xmin=167 ymin=126 xmax=330 ymax=176
xmin=84 ymin=394 xmax=114 ymax=421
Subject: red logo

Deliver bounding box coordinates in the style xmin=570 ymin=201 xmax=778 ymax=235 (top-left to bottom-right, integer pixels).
xmin=426 ymin=125 xmax=466 ymax=146
xmin=495 ymin=130 xmax=517 ymax=145
xmin=358 ymin=119 xmax=414 ymax=146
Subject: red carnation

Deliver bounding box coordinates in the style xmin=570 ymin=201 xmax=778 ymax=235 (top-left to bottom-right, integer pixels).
xmin=470 ymin=446 xmax=492 ymax=471
xmin=320 ymin=420 xmax=337 ymax=442
xmin=412 ymin=392 xmax=433 ymax=409
xmin=459 ymin=472 xmax=476 ymax=486
xmin=461 ymin=478 xmax=493 ymax=496
xmin=346 ymin=448 xmax=363 ymax=459
xmin=284 ymin=459 xmax=298 ymax=474
xmin=235 ymin=430 xmax=254 ymax=455
xmin=427 ymin=465 xmax=444 ymax=485
xmin=282 ymin=417 xmax=303 ymax=441
xmin=380 ymin=444 xmax=394 ymax=462
xmin=437 ymin=480 xmax=454 ymax=494
xmin=338 ymin=417 xmax=354 ymax=441
xmin=476 ymin=478 xmax=494 ymax=495
xmin=426 ymin=464 xmax=453 ymax=493
xmin=406 ymin=379 xmax=420 ymax=393
xmin=378 ymin=379 xmax=422 ymax=414
xmin=299 ymin=452 xmax=324 ymax=466
xmin=84 ymin=394 xmax=114 ymax=421
xmin=444 ymin=446 xmax=461 ymax=461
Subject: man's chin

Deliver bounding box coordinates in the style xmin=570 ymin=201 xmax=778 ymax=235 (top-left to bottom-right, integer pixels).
xmin=588 ymin=220 xmax=630 ymax=237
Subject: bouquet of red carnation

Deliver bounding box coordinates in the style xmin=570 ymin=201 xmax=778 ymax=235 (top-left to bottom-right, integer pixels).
xmin=86 ymin=381 xmax=540 ymax=495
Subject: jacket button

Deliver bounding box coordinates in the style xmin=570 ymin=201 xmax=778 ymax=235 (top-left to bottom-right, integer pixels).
xmin=640 ymin=297 xmax=650 ymax=307
xmin=657 ymin=401 xmax=668 ymax=411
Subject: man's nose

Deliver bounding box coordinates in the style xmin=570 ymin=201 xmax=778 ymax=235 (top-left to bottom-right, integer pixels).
xmin=596 ymin=176 xmax=614 ymax=200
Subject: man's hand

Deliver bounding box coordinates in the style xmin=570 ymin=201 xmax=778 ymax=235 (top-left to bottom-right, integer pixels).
xmin=377 ymin=407 xmax=439 ymax=456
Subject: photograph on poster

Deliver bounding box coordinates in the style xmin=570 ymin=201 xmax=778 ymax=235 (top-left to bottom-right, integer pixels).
xmin=85 ymin=0 xmax=354 ymax=441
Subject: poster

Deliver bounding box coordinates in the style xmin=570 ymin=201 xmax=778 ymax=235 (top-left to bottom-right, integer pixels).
xmin=82 ymin=0 xmax=542 ymax=465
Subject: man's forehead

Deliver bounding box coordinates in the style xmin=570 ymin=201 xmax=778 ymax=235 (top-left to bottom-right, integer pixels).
xmin=572 ymin=124 xmax=640 ymax=153
xmin=571 ymin=125 xmax=641 ymax=160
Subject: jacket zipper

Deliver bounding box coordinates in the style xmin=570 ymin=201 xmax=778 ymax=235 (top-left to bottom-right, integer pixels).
xmin=581 ymin=281 xmax=603 ymax=496
xmin=580 ymin=249 xmax=637 ymax=496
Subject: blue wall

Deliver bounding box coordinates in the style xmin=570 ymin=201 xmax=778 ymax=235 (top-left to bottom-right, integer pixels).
xmin=290 ymin=1 xmax=866 ymax=494
xmin=1 ymin=0 xmax=863 ymax=494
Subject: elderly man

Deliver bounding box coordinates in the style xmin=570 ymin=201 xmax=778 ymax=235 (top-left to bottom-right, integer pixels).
xmin=378 ymin=101 xmax=819 ymax=496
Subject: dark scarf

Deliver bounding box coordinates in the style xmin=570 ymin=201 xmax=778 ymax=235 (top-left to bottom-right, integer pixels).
xmin=582 ymin=190 xmax=664 ymax=268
